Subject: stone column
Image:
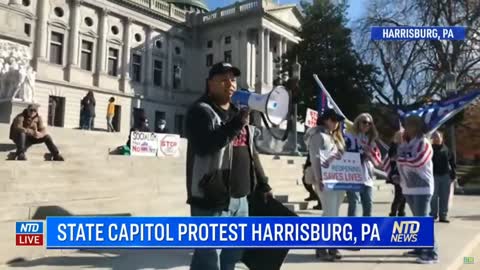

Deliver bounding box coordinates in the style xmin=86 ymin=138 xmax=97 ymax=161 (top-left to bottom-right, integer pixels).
xmin=277 ymin=37 xmax=283 ymax=58
xmin=238 ymin=30 xmax=248 ymax=88
xmin=264 ymin=29 xmax=271 ymax=85
xmin=282 ymin=38 xmax=288 ymax=56
xmin=121 ymin=17 xmax=132 ymax=93
xmin=35 ymin=0 xmax=49 ymax=62
xmin=96 ymin=8 xmax=109 ymax=76
xmin=68 ymin=0 xmax=81 ymax=68
xmin=255 ymin=27 xmax=264 ymax=93
xmin=166 ymin=32 xmax=173 ymax=90
xmin=143 ymin=26 xmax=153 ymax=96
xmin=217 ymin=35 xmax=223 ymax=63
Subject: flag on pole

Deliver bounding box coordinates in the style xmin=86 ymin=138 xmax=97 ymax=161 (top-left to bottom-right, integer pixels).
xmin=398 ymin=89 xmax=480 ymax=136
xmin=313 ymin=74 xmax=353 ymax=133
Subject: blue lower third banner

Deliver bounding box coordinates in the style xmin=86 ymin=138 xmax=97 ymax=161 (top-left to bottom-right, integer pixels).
xmin=371 ymin=26 xmax=466 ymax=40
xmin=45 ymin=217 xmax=434 ymax=249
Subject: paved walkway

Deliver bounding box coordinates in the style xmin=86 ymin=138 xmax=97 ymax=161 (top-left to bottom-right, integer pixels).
xmin=4 ymin=193 xmax=480 ymax=270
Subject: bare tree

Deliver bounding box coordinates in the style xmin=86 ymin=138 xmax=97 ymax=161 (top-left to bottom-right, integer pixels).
xmin=355 ymin=0 xmax=480 ymax=107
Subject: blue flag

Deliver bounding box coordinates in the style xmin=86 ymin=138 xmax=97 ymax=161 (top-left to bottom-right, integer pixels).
xmin=398 ymin=90 xmax=480 ymax=136
xmin=313 ymin=75 xmax=352 ymax=135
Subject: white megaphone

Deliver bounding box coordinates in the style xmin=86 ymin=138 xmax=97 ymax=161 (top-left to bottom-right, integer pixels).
xmin=231 ymin=86 xmax=290 ymax=126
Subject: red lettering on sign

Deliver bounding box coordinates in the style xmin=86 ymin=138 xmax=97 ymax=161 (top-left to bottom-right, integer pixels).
xmin=161 ymin=141 xmax=177 ymax=147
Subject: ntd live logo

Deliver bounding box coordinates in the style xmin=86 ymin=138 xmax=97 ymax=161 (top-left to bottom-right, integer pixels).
xmin=391 ymin=221 xmax=420 ymax=243
xmin=16 ymin=221 xmax=44 ymax=246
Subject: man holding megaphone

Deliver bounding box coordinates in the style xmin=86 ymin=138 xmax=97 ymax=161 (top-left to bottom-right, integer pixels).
xmin=185 ymin=62 xmax=273 ymax=270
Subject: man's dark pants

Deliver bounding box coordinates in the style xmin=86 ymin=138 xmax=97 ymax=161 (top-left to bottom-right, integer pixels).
xmin=13 ymin=132 xmax=59 ymax=156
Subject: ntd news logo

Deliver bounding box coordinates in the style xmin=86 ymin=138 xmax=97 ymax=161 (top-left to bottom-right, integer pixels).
xmin=391 ymin=221 xmax=420 ymax=243
xmin=16 ymin=221 xmax=44 ymax=246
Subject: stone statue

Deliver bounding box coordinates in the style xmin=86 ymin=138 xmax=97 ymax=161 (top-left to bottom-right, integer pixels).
xmin=0 ymin=39 xmax=35 ymax=102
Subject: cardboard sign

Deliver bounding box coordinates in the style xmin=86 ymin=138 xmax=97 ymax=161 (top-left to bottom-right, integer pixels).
xmin=130 ymin=132 xmax=159 ymax=157
xmin=320 ymin=150 xmax=366 ymax=191
xmin=157 ymin=134 xmax=180 ymax=157
xmin=305 ymin=108 xmax=318 ymax=128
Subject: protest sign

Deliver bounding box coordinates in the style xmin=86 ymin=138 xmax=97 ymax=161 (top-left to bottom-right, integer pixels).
xmin=320 ymin=150 xmax=365 ymax=191
xmin=305 ymin=108 xmax=318 ymax=128
xmin=130 ymin=132 xmax=159 ymax=157
xmin=157 ymin=134 xmax=180 ymax=157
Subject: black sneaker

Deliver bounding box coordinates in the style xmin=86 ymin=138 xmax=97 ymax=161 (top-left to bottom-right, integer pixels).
xmin=16 ymin=153 xmax=27 ymax=161
xmin=52 ymin=154 xmax=65 ymax=161
xmin=439 ymin=218 xmax=450 ymax=223
xmin=416 ymin=254 xmax=439 ymax=264
xmin=328 ymin=249 xmax=342 ymax=260
xmin=398 ymin=212 xmax=406 ymax=216
xmin=304 ymin=195 xmax=317 ymax=201
xmin=403 ymin=250 xmax=421 ymax=257
xmin=313 ymin=204 xmax=322 ymax=210
xmin=316 ymin=249 xmax=334 ymax=261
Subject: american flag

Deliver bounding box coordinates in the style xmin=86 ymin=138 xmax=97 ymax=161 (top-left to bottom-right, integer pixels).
xmin=313 ymin=74 xmax=353 ymax=135
xmin=398 ymin=89 xmax=480 ymax=136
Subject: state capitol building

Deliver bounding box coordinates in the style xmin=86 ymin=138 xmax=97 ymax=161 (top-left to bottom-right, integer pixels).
xmin=0 ymin=0 xmax=302 ymax=135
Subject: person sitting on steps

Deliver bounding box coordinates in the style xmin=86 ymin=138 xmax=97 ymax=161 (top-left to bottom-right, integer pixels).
xmin=9 ymin=104 xmax=64 ymax=161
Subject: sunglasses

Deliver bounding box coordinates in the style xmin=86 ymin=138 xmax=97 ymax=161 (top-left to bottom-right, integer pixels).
xmin=361 ymin=120 xmax=372 ymax=126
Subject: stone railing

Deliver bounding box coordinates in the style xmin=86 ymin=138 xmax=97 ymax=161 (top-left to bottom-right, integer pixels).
xmin=202 ymin=0 xmax=260 ymax=24
xmin=122 ymin=0 xmax=186 ymax=22
xmin=172 ymin=5 xmax=186 ymax=21
xmin=152 ymin=0 xmax=170 ymax=16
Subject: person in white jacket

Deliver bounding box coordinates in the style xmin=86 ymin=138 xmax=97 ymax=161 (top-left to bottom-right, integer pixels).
xmin=396 ymin=115 xmax=439 ymax=264
xmin=344 ymin=113 xmax=382 ymax=217
xmin=307 ymin=109 xmax=346 ymax=262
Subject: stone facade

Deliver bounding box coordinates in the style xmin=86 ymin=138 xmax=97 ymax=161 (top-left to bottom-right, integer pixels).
xmin=0 ymin=0 xmax=302 ymax=135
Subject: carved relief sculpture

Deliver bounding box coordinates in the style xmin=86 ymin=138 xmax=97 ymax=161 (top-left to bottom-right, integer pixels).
xmin=0 ymin=40 xmax=36 ymax=103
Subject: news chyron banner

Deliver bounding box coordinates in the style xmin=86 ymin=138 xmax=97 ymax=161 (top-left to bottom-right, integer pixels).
xmin=15 ymin=217 xmax=434 ymax=249
xmin=371 ymin=26 xmax=466 ymax=41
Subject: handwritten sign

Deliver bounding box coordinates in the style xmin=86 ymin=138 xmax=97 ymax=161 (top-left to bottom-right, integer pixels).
xmin=305 ymin=108 xmax=318 ymax=128
xmin=320 ymin=150 xmax=365 ymax=191
xmin=130 ymin=132 xmax=159 ymax=157
xmin=157 ymin=134 xmax=180 ymax=157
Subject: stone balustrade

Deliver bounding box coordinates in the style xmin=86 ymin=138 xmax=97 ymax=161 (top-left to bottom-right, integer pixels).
xmin=202 ymin=0 xmax=260 ymax=24
xmin=122 ymin=0 xmax=186 ymax=22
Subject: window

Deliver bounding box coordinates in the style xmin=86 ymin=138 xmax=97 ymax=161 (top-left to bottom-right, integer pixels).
xmin=49 ymin=32 xmax=64 ymax=65
xmin=207 ymin=40 xmax=213 ymax=48
xmin=155 ymin=40 xmax=162 ymax=49
xmin=173 ymin=65 xmax=181 ymax=89
xmin=206 ymin=54 xmax=213 ymax=67
xmin=107 ymin=48 xmax=119 ymax=76
xmin=153 ymin=60 xmax=163 ymax=86
xmin=24 ymin=23 xmax=31 ymax=36
xmin=132 ymin=54 xmax=142 ymax=82
xmin=225 ymin=36 xmax=231 ymax=44
xmin=111 ymin=26 xmax=119 ymax=35
xmin=22 ymin=0 xmax=31 ymax=6
xmin=84 ymin=17 xmax=93 ymax=27
xmin=175 ymin=47 xmax=181 ymax=55
xmin=80 ymin=40 xmax=93 ymax=71
xmin=54 ymin=7 xmax=64 ymax=17
xmin=134 ymin=33 xmax=142 ymax=42
xmin=175 ymin=114 xmax=184 ymax=136
xmin=224 ymin=50 xmax=232 ymax=64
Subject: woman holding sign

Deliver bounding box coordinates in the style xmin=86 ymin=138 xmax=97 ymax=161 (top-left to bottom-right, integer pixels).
xmin=307 ymin=109 xmax=346 ymax=262
xmin=396 ymin=115 xmax=439 ymax=264
xmin=345 ymin=113 xmax=382 ymax=217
